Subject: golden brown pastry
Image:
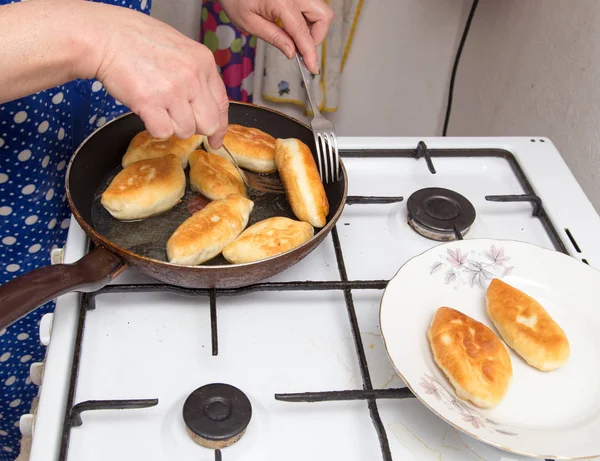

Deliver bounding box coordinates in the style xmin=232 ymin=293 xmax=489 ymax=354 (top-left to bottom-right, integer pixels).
xmin=274 ymin=138 xmax=329 ymax=228
xmin=222 ymin=217 xmax=314 ymax=264
xmin=166 ymin=194 xmax=254 ymax=265
xmin=486 ymin=278 xmax=570 ymax=371
xmin=122 ymin=130 xmax=205 ymax=168
xmin=188 ymin=149 xmax=246 ymax=200
xmin=101 ymin=154 xmax=185 ymax=221
xmin=204 ymin=124 xmax=276 ymax=173
xmin=427 ymin=307 xmax=513 ymax=408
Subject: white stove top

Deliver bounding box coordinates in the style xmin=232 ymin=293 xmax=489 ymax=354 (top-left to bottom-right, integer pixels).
xmin=25 ymin=137 xmax=600 ymax=461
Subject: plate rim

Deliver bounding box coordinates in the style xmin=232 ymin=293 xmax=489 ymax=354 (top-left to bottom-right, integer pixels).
xmin=379 ymin=237 xmax=600 ymax=460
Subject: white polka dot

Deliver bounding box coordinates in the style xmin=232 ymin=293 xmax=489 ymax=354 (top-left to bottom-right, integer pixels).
xmin=0 ymin=206 xmax=12 ymax=216
xmin=25 ymin=376 xmax=32 ymax=385
xmin=46 ymin=188 xmax=55 ymax=200
xmin=115 ymin=100 xmax=123 ymax=106
xmin=216 ymin=25 xmax=237 ymax=50
xmin=0 ymin=173 xmax=8 ymax=184
xmin=13 ymin=421 xmax=18 ymax=428
xmin=61 ymin=218 xmax=70 ymax=229
xmin=8 ymin=399 xmax=20 ymax=408
xmin=0 ymin=138 xmax=4 ymax=148
xmin=52 ymin=92 xmax=64 ymax=104
xmin=58 ymin=127 xmax=65 ymax=140
xmin=2 ymin=445 xmax=13 ymax=453
xmin=25 ymin=215 xmax=38 ymax=225
xmin=89 ymin=115 xmax=97 ymax=125
xmin=4 ymin=376 xmax=15 ymax=386
xmin=97 ymin=117 xmax=107 ymax=127
xmin=18 ymin=149 xmax=32 ymax=161
xmin=141 ymin=0 xmax=148 ymax=9
xmin=6 ymin=264 xmax=20 ymax=273
xmin=21 ymin=184 xmax=35 ymax=195
xmin=48 ymin=219 xmax=57 ymax=229
xmin=38 ymin=121 xmax=49 ymax=133
xmin=13 ymin=111 xmax=27 ymax=124
xmin=2 ymin=237 xmax=16 ymax=246
xmin=17 ymin=332 xmax=29 ymax=340
xmin=91 ymin=81 xmax=103 ymax=92
xmin=0 ymin=430 xmax=7 ymax=436
xmin=0 ymin=352 xmax=10 ymax=362
xmin=42 ymin=155 xmax=50 ymax=168
xmin=20 ymin=354 xmax=32 ymax=363
xmin=28 ymin=244 xmax=41 ymax=254
xmin=57 ymin=160 xmax=67 ymax=171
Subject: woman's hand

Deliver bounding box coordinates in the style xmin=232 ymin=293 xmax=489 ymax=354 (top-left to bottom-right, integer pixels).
xmin=218 ymin=0 xmax=334 ymax=75
xmin=87 ymin=3 xmax=229 ymax=146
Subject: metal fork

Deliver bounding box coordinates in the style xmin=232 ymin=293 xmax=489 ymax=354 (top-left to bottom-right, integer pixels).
xmin=295 ymin=51 xmax=341 ymax=183
xmin=221 ymin=144 xmax=285 ymax=194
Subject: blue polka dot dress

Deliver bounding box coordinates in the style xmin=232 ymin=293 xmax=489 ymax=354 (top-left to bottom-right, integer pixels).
xmin=0 ymin=1 xmax=152 ymax=458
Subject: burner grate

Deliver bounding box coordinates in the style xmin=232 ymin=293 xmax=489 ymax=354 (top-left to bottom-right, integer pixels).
xmin=57 ymin=143 xmax=565 ymax=461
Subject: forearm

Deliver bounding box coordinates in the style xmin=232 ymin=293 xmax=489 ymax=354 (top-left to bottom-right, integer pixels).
xmin=0 ymin=0 xmax=98 ymax=104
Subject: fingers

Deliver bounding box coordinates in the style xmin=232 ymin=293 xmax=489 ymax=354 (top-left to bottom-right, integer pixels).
xmin=167 ymin=98 xmax=196 ymax=139
xmin=137 ymin=106 xmax=173 ymax=140
xmin=303 ymin=1 xmax=334 ymax=46
xmin=145 ymin=54 xmax=227 ymax=143
xmin=280 ymin=9 xmax=319 ymax=73
xmin=140 ymin=83 xmax=225 ymax=143
xmin=205 ymin=69 xmax=229 ymax=148
xmin=242 ymin=15 xmax=296 ymax=59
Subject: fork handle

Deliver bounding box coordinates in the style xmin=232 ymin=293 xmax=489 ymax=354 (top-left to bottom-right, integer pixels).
xmin=295 ymin=51 xmax=322 ymax=118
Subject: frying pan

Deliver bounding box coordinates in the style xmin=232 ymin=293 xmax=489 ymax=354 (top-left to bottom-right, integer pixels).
xmin=0 ymin=102 xmax=348 ymax=329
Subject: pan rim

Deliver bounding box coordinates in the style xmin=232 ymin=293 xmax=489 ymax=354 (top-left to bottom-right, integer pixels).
xmin=65 ymin=102 xmax=348 ymax=270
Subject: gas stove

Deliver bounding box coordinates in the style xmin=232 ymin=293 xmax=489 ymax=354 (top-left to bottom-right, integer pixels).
xmin=22 ymin=137 xmax=600 ymax=461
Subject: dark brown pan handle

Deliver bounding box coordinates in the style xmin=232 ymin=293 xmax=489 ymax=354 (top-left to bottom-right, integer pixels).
xmin=0 ymin=247 xmax=125 ymax=329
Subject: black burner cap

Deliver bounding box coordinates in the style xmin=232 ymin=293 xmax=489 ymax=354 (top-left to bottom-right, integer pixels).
xmin=407 ymin=187 xmax=476 ymax=240
xmin=183 ymin=383 xmax=252 ymax=449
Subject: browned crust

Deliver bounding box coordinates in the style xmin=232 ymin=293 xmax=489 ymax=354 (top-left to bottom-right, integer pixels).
xmin=189 ymin=149 xmax=246 ymax=200
xmin=428 ymin=307 xmax=513 ymax=408
xmin=166 ymin=194 xmax=254 ymax=265
xmin=274 ymin=138 xmax=329 ymax=228
xmin=205 ymin=124 xmax=277 ymax=173
xmin=222 ymin=216 xmax=314 ymax=264
xmin=226 ymin=124 xmax=275 ymax=159
xmin=486 ymin=278 xmax=570 ymax=371
xmin=101 ymin=154 xmax=185 ymax=219
xmin=122 ymin=130 xmax=204 ymax=167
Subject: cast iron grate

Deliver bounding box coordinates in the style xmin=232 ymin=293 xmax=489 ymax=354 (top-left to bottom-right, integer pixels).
xmin=57 ymin=144 xmax=565 ymax=461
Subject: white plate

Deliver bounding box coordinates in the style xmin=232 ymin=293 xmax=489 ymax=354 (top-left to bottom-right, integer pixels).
xmin=380 ymin=239 xmax=600 ymax=459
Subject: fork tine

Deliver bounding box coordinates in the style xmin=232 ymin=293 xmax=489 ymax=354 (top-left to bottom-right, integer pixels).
xmin=331 ymin=133 xmax=340 ymax=181
xmin=314 ymin=132 xmax=324 ymax=182
xmin=319 ymin=132 xmax=330 ymax=183
xmin=323 ymin=132 xmax=332 ymax=183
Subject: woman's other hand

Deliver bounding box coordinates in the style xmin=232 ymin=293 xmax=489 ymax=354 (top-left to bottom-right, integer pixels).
xmin=218 ymin=0 xmax=334 ymax=75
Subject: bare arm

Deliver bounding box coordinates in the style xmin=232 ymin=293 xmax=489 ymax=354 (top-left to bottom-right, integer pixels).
xmin=0 ymin=0 xmax=229 ymax=146
xmin=0 ymin=0 xmax=96 ymax=104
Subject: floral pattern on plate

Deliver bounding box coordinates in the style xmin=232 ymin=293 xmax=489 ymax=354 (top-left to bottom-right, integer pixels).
xmin=419 ymin=374 xmax=518 ymax=436
xmin=429 ymin=245 xmax=515 ymax=289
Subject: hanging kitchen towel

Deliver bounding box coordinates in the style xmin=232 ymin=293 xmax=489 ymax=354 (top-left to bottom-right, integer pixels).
xmin=261 ymin=0 xmax=363 ymax=113
xmin=200 ymin=0 xmax=257 ymax=102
